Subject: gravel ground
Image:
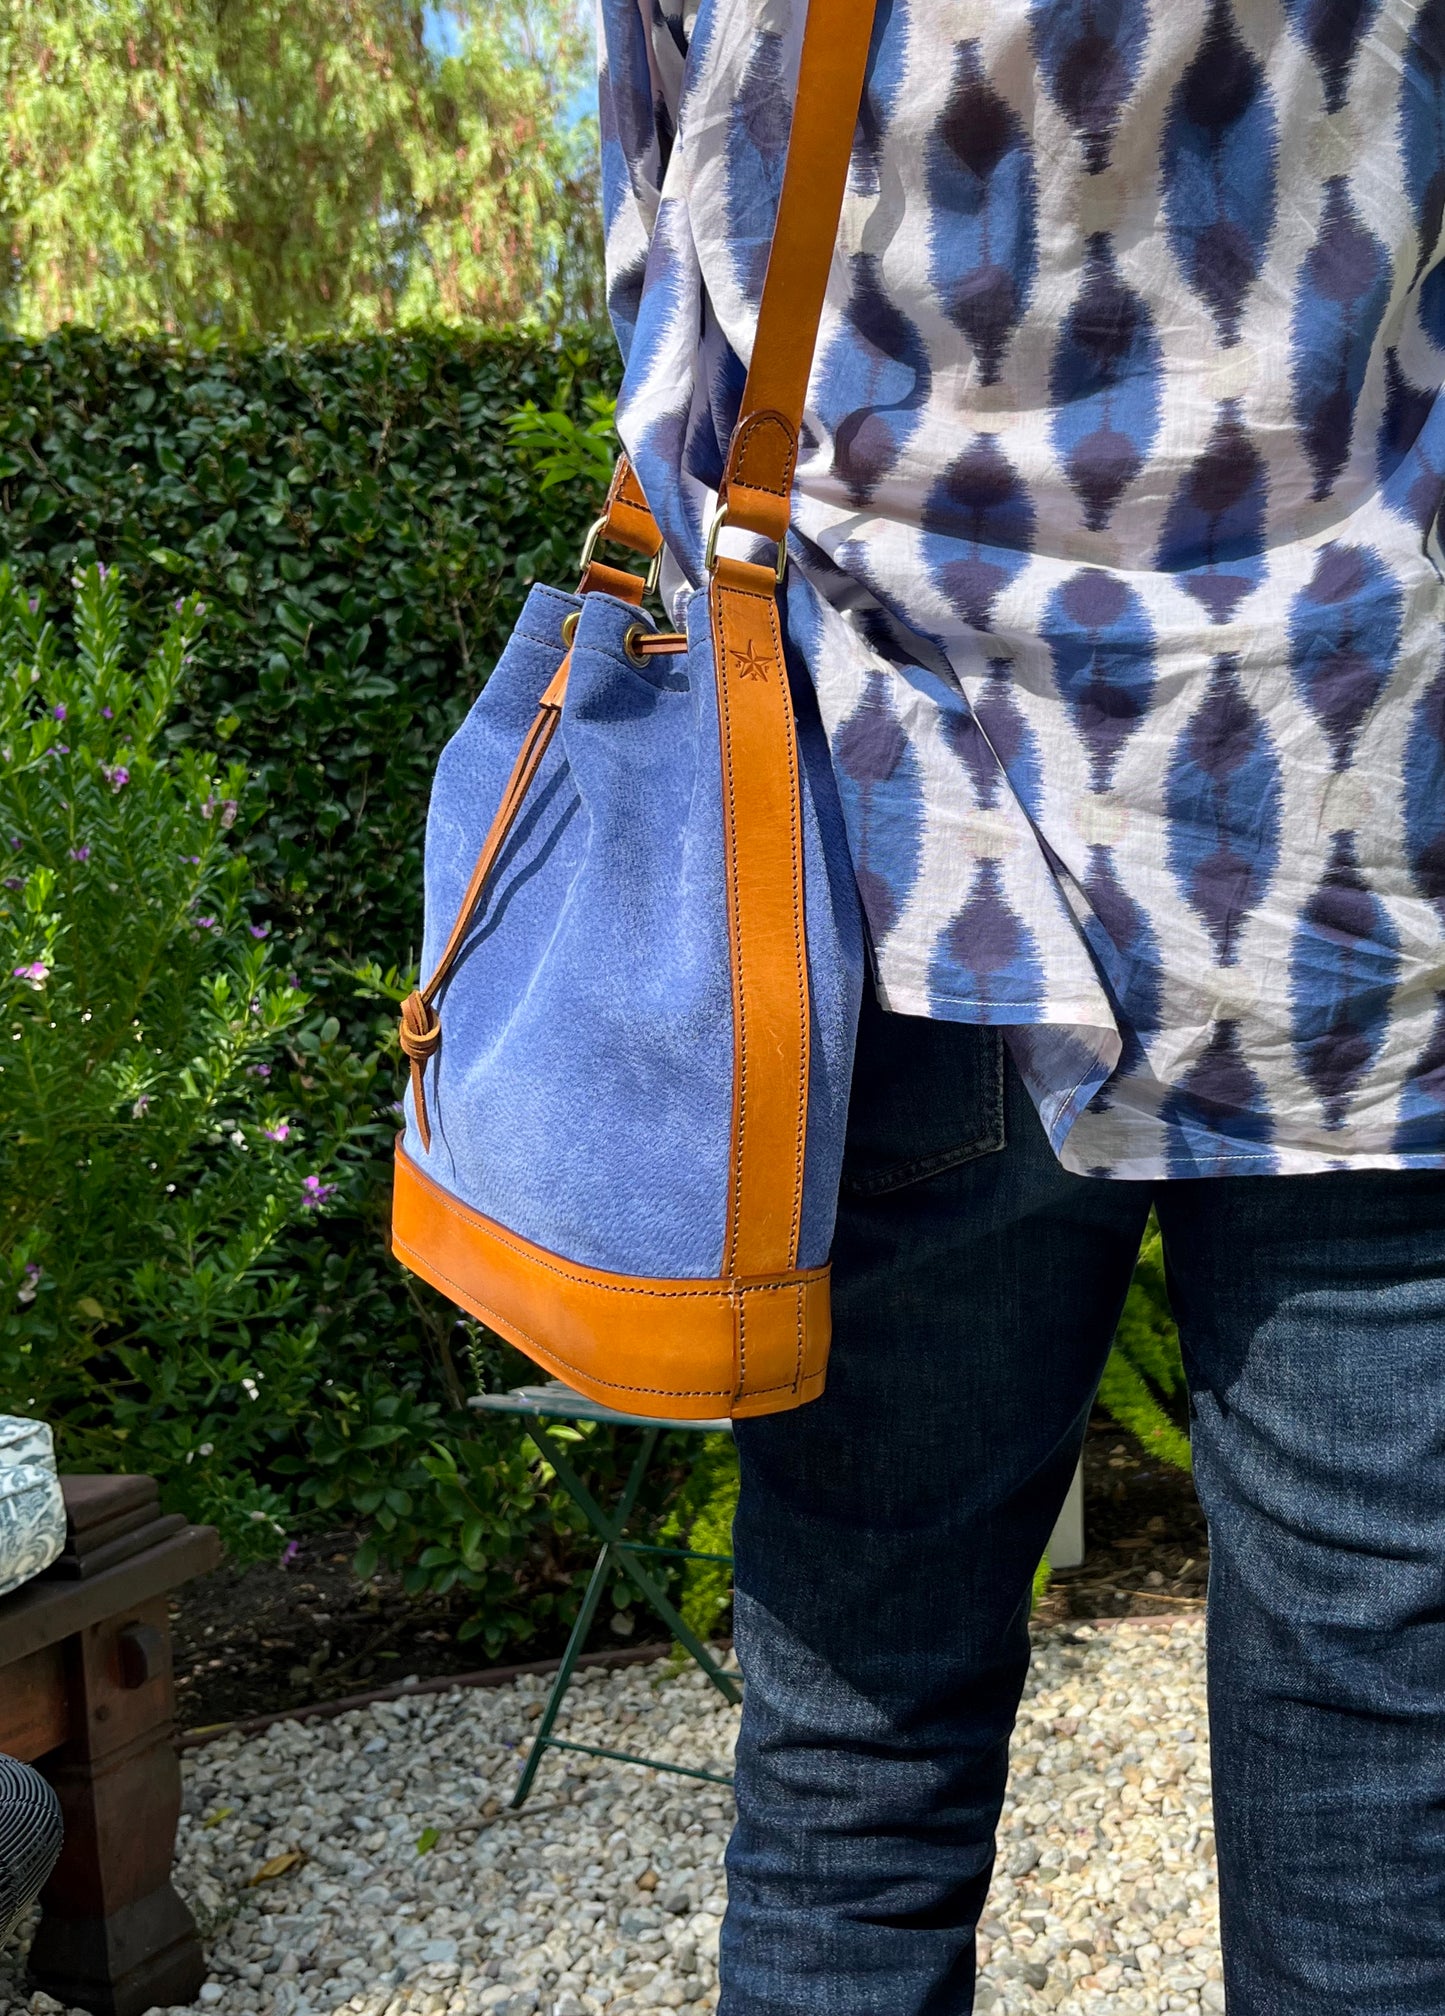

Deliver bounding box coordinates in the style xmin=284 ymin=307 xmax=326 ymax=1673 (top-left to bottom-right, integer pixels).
xmin=1 ymin=1617 xmax=1220 ymax=2016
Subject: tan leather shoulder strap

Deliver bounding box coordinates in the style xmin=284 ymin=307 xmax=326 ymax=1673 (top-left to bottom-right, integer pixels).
xmin=717 ymin=0 xmax=875 ymax=544
xmin=710 ymin=2 xmax=874 ymax=1363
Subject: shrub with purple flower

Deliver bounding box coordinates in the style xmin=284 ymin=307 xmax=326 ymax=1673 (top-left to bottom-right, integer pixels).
xmin=1 ymin=565 xmax=353 ymax=1555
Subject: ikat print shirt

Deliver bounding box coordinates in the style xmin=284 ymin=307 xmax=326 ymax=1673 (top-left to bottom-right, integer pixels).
xmin=597 ymin=0 xmax=1445 ymax=1179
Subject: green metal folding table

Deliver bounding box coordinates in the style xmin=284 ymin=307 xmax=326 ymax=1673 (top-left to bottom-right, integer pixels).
xmin=468 ymin=1381 xmax=740 ymax=1807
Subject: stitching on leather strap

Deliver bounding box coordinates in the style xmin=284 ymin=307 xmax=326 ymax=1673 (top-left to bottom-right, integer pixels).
xmin=715 ymin=591 xmax=747 ymax=1279
xmin=397 ymin=1152 xmax=826 ymax=1298
xmin=773 ymin=588 xmax=809 ymax=1267
xmin=730 ymin=414 xmax=797 ymax=498
xmin=393 ymin=1237 xmax=735 ymax=1399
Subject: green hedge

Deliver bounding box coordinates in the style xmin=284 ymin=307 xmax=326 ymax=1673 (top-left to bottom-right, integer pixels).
xmin=0 ymin=328 xmax=687 ymax=1657
xmin=0 ymin=327 xmax=619 ymax=973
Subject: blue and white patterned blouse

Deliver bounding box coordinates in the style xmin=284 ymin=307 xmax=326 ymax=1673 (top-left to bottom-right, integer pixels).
xmin=597 ymin=0 xmax=1445 ymax=1180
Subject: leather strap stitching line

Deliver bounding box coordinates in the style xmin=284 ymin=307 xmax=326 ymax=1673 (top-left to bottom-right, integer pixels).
xmin=772 ymin=588 xmax=809 ymax=1268
xmin=399 ymin=1154 xmax=827 ymax=1297
xmin=392 ymin=1242 xmax=821 ymax=1405
xmin=730 ymin=415 xmax=797 ymax=498
xmin=716 ymin=594 xmax=747 ymax=1281
xmin=715 ymin=580 xmax=809 ymax=1276
xmin=393 ymin=1237 xmax=734 ymax=1398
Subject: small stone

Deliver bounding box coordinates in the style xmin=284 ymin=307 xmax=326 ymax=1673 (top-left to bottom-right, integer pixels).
xmin=116 ymin=1618 xmax=1217 ymax=2016
xmin=198 ymin=1987 xmax=226 ymax=2007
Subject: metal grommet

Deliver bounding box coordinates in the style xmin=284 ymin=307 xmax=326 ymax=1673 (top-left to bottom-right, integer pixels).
xmin=623 ymin=624 xmax=651 ymax=666
xmin=561 ymin=610 xmax=580 ymax=647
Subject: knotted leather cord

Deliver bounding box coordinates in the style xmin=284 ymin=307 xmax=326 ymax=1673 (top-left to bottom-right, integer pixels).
xmin=397 ymin=627 xmax=687 ymax=1146
xmin=400 ymin=654 xmax=571 ymax=1149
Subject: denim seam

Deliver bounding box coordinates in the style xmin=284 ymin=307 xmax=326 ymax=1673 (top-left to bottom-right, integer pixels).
xmin=842 ymin=1031 xmax=1007 ymax=1197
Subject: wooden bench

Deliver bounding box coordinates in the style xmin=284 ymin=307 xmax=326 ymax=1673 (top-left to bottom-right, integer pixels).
xmin=0 ymin=1474 xmax=221 ymax=2016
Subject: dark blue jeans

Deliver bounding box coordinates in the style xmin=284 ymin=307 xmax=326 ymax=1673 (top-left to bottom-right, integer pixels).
xmin=722 ymin=988 xmax=1445 ymax=2014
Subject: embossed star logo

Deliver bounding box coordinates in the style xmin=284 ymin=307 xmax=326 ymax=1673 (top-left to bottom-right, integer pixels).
xmin=730 ymin=639 xmax=771 ymax=681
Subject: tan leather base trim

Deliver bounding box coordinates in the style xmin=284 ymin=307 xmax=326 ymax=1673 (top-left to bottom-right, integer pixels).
xmin=392 ymin=1145 xmax=829 ymax=1421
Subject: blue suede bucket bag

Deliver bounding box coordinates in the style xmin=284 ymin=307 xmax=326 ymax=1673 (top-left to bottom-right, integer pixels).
xmin=390 ymin=0 xmax=872 ymax=1419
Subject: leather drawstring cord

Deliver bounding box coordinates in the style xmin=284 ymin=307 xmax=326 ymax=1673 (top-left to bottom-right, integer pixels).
xmin=399 ymin=622 xmax=687 ymax=1147
xmin=399 ymin=653 xmax=572 ymax=1151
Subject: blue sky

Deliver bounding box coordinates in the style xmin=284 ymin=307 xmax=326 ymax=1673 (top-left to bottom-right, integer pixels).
xmin=422 ymin=7 xmax=463 ymax=57
xmin=422 ymin=4 xmax=595 ymax=125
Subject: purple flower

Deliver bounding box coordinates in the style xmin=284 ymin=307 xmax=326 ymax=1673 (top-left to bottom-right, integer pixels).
xmin=247 ymin=1062 xmax=272 ymax=1079
xmin=26 ymin=597 xmax=37 ymax=615
xmin=101 ymin=706 xmax=113 ymax=720
xmin=179 ymin=853 xmax=200 ymax=865
xmin=249 ymin=923 xmax=269 ymax=940
xmin=174 ymin=598 xmax=185 ymax=615
xmin=17 ymin=1263 xmax=41 ymax=1306
xmin=97 ymin=563 xmax=109 ymax=581
xmin=103 ymin=765 xmax=129 ymax=791
xmin=219 ymin=799 xmax=238 ymax=830
xmin=195 ymin=916 xmax=217 ymax=931
xmin=131 ymin=1094 xmax=151 ymax=1117
xmin=12 ymin=961 xmax=48 ymax=988
xmin=281 ymin=1540 xmax=300 ymax=1567
xmin=301 ymin=1174 xmax=337 ymax=1209
xmin=51 ymin=703 xmax=66 ymax=721
xmin=3 ymin=877 xmax=21 ymax=891
xmin=265 ymin=1121 xmax=291 ymax=1143
xmin=47 ymin=745 xmax=69 ymax=757
xmin=8 ymin=838 xmax=21 ymax=851
xmin=69 ymin=845 xmax=90 ymax=862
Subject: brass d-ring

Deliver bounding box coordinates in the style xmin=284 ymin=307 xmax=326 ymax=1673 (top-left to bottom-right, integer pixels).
xmin=561 ymin=610 xmax=580 ymax=647
xmin=623 ymin=624 xmax=650 ymax=666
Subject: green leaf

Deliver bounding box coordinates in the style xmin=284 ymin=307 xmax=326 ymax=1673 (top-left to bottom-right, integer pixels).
xmin=415 ymin=1827 xmax=440 ymax=1855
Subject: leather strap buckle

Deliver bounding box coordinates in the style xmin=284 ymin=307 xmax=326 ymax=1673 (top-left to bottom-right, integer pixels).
xmin=579 ymin=515 xmax=663 ymax=599
xmin=704 ymin=505 xmax=788 ymax=587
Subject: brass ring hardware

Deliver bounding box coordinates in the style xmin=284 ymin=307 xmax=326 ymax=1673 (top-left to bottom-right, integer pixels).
xmin=579 ymin=516 xmax=663 ymax=599
xmin=561 ymin=610 xmax=580 ymax=647
xmin=704 ymin=504 xmax=788 ymax=586
xmin=623 ymin=624 xmax=650 ymax=666
xmin=577 ymin=514 xmax=609 ymax=574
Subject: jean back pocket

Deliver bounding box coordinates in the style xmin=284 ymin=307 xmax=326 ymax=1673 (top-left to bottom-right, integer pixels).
xmin=840 ymin=985 xmax=1006 ymax=1198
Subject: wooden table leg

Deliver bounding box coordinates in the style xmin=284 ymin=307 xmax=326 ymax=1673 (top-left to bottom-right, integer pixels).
xmin=27 ymin=1597 xmax=205 ymax=2016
